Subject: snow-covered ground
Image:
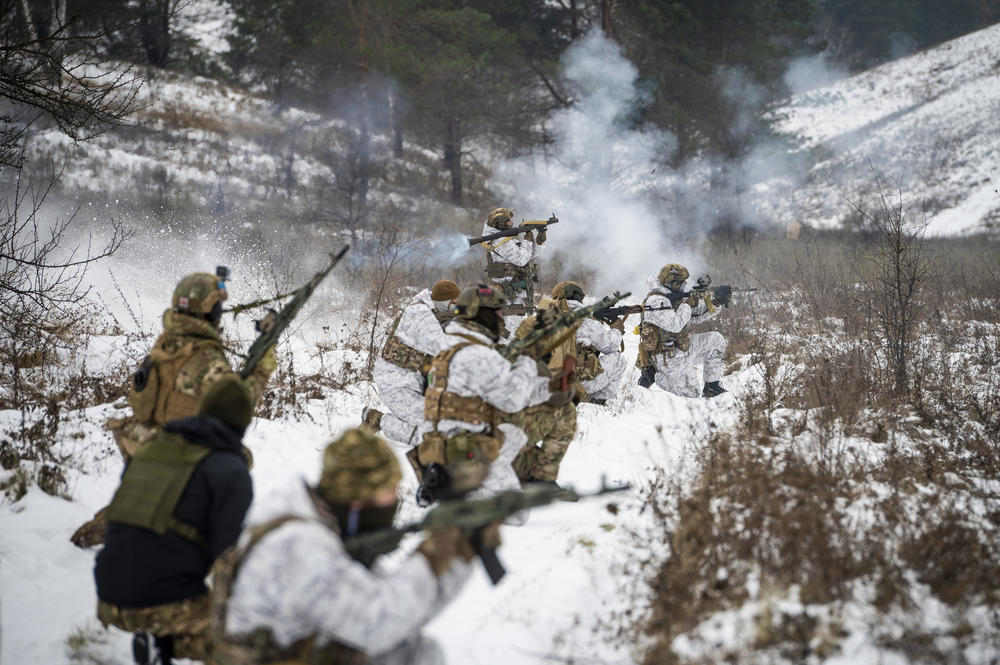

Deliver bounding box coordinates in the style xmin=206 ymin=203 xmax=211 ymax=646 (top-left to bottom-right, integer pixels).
xmin=0 ymin=280 xmax=746 ymax=663
xmin=765 ymin=22 xmax=1000 ymax=235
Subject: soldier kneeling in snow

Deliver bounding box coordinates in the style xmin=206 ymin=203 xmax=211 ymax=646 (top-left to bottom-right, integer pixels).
xmin=94 ymin=375 xmax=255 ymax=664
xmin=636 ymin=263 xmax=728 ymax=398
xmin=210 ymin=428 xmax=480 ymax=665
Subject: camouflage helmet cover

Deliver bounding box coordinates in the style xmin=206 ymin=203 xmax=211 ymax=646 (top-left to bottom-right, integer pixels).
xmin=452 ymin=284 xmax=505 ymax=320
xmin=657 ymin=263 xmax=690 ymax=291
xmin=318 ymin=428 xmax=402 ymax=505
xmin=173 ymin=272 xmax=228 ymax=315
xmin=486 ymin=207 xmax=514 ymax=229
xmin=551 ymin=280 xmax=585 ymax=302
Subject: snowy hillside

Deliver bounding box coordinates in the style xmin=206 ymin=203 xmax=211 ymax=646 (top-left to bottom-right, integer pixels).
xmin=765 ymin=22 xmax=1000 ymax=235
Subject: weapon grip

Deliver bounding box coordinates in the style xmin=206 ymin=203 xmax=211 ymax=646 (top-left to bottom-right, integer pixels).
xmin=472 ymin=535 xmax=506 ymax=585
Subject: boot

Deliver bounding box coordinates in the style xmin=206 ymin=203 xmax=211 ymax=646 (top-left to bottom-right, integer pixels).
xmin=638 ymin=365 xmax=656 ymax=388
xmin=132 ymin=633 xmax=151 ymax=665
xmin=70 ymin=507 xmax=109 ymax=548
xmin=703 ymin=381 xmax=728 ymax=398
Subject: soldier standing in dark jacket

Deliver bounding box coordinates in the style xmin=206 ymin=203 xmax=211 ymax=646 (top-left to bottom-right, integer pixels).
xmin=94 ymin=374 xmax=255 ymax=663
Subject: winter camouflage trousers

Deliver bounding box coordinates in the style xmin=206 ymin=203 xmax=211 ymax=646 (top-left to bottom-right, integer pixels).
xmin=653 ymin=330 xmax=726 ymax=397
xmin=506 ymin=402 xmax=577 ymax=482
xmin=97 ymin=594 xmax=211 ymax=660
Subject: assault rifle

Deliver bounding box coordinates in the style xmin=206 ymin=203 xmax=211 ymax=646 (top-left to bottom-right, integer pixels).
xmin=345 ymin=478 xmax=630 ymax=585
xmin=239 ymin=246 xmax=349 ymax=378
xmin=467 ymin=214 xmax=559 ymax=247
xmin=665 ymin=275 xmax=757 ymax=310
xmin=501 ymin=291 xmax=630 ymax=361
xmin=592 ymin=303 xmax=674 ymax=324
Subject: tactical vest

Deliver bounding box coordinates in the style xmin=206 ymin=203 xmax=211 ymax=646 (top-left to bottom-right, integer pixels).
xmin=128 ymin=331 xmax=225 ymax=427
xmin=638 ymin=291 xmax=691 ymax=362
xmin=576 ymin=343 xmax=604 ymax=382
xmin=208 ymin=516 xmax=364 ymax=665
xmin=104 ymin=431 xmax=212 ymax=544
xmin=379 ymin=313 xmax=433 ymax=375
xmin=424 ymin=342 xmax=497 ymax=430
xmin=483 ymin=251 xmax=536 ymax=316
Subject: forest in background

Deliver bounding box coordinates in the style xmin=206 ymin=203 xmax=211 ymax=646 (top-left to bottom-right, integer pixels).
xmin=10 ymin=0 xmax=1000 ymax=212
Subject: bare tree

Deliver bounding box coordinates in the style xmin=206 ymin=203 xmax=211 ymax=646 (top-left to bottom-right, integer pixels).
xmin=845 ymin=163 xmax=930 ymax=397
xmin=0 ymin=0 xmax=142 ymax=461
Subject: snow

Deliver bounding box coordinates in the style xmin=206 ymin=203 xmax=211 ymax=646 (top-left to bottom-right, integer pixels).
xmin=0 ymin=309 xmax=741 ymax=664
xmin=764 ymin=22 xmax=1000 ymax=235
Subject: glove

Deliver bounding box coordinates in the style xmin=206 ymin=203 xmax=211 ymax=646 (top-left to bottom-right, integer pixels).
xmin=545 ymin=387 xmax=574 ymax=407
xmin=254 ymin=308 xmax=278 ymax=334
xmin=475 ymin=522 xmax=502 ymax=550
xmin=610 ymin=317 xmax=625 ymax=332
xmin=536 ymin=229 xmax=547 ymax=245
xmin=417 ymin=527 xmax=476 ymax=576
xmin=523 ymin=230 xmax=535 ymax=242
xmin=256 ymin=346 xmax=278 ymax=376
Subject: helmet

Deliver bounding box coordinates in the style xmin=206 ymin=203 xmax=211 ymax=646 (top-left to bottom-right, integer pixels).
xmin=452 ymin=284 xmax=505 ymax=320
xmin=173 ymin=272 xmax=228 ymax=317
xmin=486 ymin=207 xmax=514 ymax=230
xmin=430 ymin=279 xmax=461 ymax=302
xmin=551 ymin=281 xmax=585 ymax=302
xmin=657 ymin=263 xmax=690 ymax=292
xmin=318 ymin=428 xmax=401 ymax=505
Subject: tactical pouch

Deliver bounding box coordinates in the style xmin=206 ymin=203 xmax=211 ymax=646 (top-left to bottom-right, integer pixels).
xmin=417 ymin=431 xmax=447 ymax=467
xmin=380 ymin=335 xmax=432 ymax=374
xmin=449 ymin=431 xmax=502 ymax=464
xmin=576 ymin=345 xmax=604 ymax=382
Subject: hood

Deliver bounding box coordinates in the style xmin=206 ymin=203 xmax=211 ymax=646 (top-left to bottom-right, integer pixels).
xmin=444 ymin=319 xmax=497 ymax=344
xmin=411 ymin=288 xmax=434 ymax=308
xmin=646 ymin=275 xmax=690 ymax=297
xmin=161 ymin=309 xmax=221 ymax=341
xmin=164 ymin=415 xmax=244 ymax=455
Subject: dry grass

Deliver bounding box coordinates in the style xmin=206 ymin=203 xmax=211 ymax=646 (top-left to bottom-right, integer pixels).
xmin=633 ymin=233 xmax=1000 ymax=664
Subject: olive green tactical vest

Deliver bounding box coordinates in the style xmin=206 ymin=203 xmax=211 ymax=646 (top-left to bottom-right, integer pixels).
xmin=104 ymin=431 xmax=212 ymax=544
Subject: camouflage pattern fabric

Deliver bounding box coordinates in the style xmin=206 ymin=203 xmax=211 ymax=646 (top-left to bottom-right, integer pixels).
xmin=97 ymin=595 xmax=211 ymax=661
xmin=506 ymin=402 xmax=577 ymax=482
xmin=424 ymin=343 xmax=497 ymax=429
xmin=115 ymin=309 xmax=273 ymax=458
xmin=173 ymin=272 xmax=227 ymax=315
xmin=380 ymin=313 xmax=433 ymax=374
xmin=318 ymin=428 xmax=402 ymax=505
xmin=207 ymin=514 xmax=367 ymax=665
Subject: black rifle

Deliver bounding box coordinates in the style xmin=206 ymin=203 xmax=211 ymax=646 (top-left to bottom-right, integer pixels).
xmin=592 ymin=303 xmax=675 ymax=324
xmin=239 ymin=246 xmax=349 ymax=378
xmin=345 ymin=478 xmax=630 ymax=585
xmin=468 ymin=214 xmax=559 ymax=247
xmin=663 ymin=276 xmax=757 ymax=309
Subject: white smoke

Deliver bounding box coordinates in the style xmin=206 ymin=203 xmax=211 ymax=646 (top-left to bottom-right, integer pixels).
xmin=490 ymin=31 xmax=701 ymax=300
xmin=783 ymin=53 xmax=848 ymax=95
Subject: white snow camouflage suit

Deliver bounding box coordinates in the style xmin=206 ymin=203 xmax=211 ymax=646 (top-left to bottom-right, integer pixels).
xmin=642 ymin=275 xmax=727 ymax=398
xmin=222 ymin=482 xmax=471 ymax=665
xmin=478 ymin=219 xmax=542 ymax=326
xmin=427 ymin=319 xmax=550 ymax=498
xmin=567 ymin=300 xmax=628 ymax=401
xmin=373 ymin=289 xmax=451 ymax=445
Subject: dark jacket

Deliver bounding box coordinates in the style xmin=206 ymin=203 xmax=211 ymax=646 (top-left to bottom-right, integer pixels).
xmin=94 ymin=415 xmax=253 ymax=607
